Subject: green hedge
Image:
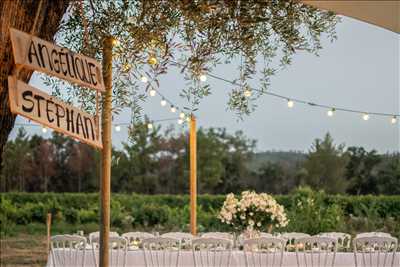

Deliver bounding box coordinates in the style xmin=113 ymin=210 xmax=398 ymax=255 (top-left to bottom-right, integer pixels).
xmin=1 ymin=189 xmax=400 ymax=237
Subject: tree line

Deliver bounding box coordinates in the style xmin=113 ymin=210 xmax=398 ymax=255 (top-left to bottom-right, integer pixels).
xmin=1 ymin=125 xmax=399 ymax=195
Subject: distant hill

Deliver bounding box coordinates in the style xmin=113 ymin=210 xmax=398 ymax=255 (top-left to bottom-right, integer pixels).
xmin=248 ymin=151 xmax=307 ymax=171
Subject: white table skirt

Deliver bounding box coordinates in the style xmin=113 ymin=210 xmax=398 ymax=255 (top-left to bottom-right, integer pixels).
xmin=47 ymin=250 xmax=400 ymax=267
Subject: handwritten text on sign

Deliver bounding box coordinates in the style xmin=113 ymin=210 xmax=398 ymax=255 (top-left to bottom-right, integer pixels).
xmin=8 ymin=77 xmax=102 ymax=149
xmin=9 ymin=28 xmax=104 ymax=92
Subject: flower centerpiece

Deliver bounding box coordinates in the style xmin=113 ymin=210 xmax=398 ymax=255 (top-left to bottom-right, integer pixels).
xmin=218 ymin=191 xmax=289 ymax=238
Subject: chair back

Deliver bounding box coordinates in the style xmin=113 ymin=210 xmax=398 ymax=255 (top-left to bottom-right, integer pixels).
xmin=356 ymin=232 xmax=392 ymax=239
xmin=202 ymin=232 xmax=234 ymax=240
xmin=279 ymin=232 xmax=310 ymax=251
xmin=88 ymin=231 xmax=119 ymax=244
xmin=295 ymin=236 xmax=337 ymax=267
xmin=243 ymin=237 xmax=286 ymax=267
xmin=50 ymin=235 xmax=87 ymax=267
xmin=161 ymin=232 xmax=194 ymax=248
xmin=192 ymin=237 xmax=233 ymax=267
xmin=122 ymin=232 xmax=155 ymax=248
xmin=237 ymin=232 xmax=273 ymax=247
xmin=319 ymin=232 xmax=351 ymax=250
xmin=353 ymin=236 xmax=398 ymax=267
xmin=142 ymin=237 xmax=181 ymax=267
xmin=91 ymin=236 xmax=127 ymax=267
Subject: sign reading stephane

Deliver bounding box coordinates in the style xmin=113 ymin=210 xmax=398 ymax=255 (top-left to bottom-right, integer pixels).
xmin=8 ymin=77 xmax=102 ymax=148
xmin=9 ymin=28 xmax=104 ymax=92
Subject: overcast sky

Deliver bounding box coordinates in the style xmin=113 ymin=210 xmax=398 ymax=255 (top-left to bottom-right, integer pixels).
xmin=11 ymin=16 xmax=399 ymax=153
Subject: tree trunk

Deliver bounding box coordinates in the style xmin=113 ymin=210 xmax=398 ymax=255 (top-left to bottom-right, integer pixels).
xmin=0 ymin=0 xmax=69 ymax=169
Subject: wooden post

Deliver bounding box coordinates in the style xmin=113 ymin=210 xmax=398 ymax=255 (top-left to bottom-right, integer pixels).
xmin=100 ymin=36 xmax=113 ymax=267
xmin=46 ymin=213 xmax=52 ymax=254
xmin=190 ymin=115 xmax=197 ymax=235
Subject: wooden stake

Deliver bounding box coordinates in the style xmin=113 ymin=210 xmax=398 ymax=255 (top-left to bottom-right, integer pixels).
xmin=190 ymin=115 xmax=197 ymax=235
xmin=46 ymin=213 xmax=52 ymax=254
xmin=100 ymin=36 xmax=113 ymax=267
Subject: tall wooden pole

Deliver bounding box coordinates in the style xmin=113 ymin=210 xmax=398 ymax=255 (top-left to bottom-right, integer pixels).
xmin=100 ymin=36 xmax=113 ymax=267
xmin=190 ymin=115 xmax=197 ymax=235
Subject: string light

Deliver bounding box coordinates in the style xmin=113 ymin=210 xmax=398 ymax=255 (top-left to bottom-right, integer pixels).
xmin=169 ymin=60 xmax=399 ymax=122
xmin=178 ymin=119 xmax=183 ymax=124
xmin=149 ymin=89 xmax=156 ymax=97
xmin=199 ymin=74 xmax=207 ymax=82
xmin=111 ymin=38 xmax=120 ymax=47
xmin=186 ymin=116 xmax=191 ymax=123
xmin=115 ymin=125 xmax=121 ymax=132
xmin=170 ymin=106 xmax=176 ymax=113
xmin=160 ymin=99 xmax=167 ymax=106
xmin=391 ymin=116 xmax=397 ymax=124
xmin=327 ymin=108 xmax=335 ymax=117
xmin=147 ymin=123 xmax=153 ymax=129
xmin=147 ymin=55 xmax=157 ymax=65
xmin=244 ymin=89 xmax=252 ymax=98
xmin=140 ymin=76 xmax=148 ymax=83
xmin=363 ymin=113 xmax=370 ymax=121
xmin=42 ymin=127 xmax=47 ymax=133
xmin=179 ymin=112 xmax=185 ymax=119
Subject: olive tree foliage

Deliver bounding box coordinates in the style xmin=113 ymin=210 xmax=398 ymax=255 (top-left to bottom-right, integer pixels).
xmin=45 ymin=0 xmax=339 ymax=135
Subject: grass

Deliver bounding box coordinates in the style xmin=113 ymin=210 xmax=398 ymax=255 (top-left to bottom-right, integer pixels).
xmin=0 ymin=233 xmax=47 ymax=266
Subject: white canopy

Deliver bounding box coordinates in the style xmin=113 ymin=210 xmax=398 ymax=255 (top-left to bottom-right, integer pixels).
xmin=301 ymin=1 xmax=400 ymax=33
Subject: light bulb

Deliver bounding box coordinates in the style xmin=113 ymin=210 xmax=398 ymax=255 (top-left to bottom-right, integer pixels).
xmin=148 ymin=56 xmax=157 ymax=65
xmin=140 ymin=76 xmax=148 ymax=83
xmin=179 ymin=112 xmax=185 ymax=119
xmin=199 ymin=74 xmax=207 ymax=82
xmin=186 ymin=116 xmax=191 ymax=122
xmin=391 ymin=116 xmax=397 ymax=124
xmin=287 ymin=100 xmax=294 ymax=108
xmin=115 ymin=125 xmax=121 ymax=132
xmin=178 ymin=119 xmax=183 ymax=124
xmin=170 ymin=106 xmax=176 ymax=113
xmin=42 ymin=127 xmax=47 ymax=133
xmin=327 ymin=109 xmax=335 ymax=117
xmin=147 ymin=123 xmax=153 ymax=129
xmin=363 ymin=113 xmax=369 ymax=121
xmin=122 ymin=63 xmax=131 ymax=72
xmin=160 ymin=99 xmax=167 ymax=106
xmin=112 ymin=38 xmax=120 ymax=46
xmin=244 ymin=89 xmax=252 ymax=98
xmin=149 ymin=89 xmax=156 ymax=97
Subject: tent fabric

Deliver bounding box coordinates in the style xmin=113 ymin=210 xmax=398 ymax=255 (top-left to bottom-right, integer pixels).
xmin=301 ymin=1 xmax=400 ymax=33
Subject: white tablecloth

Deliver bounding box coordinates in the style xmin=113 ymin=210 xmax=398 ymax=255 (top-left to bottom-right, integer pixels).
xmin=47 ymin=250 xmax=400 ymax=267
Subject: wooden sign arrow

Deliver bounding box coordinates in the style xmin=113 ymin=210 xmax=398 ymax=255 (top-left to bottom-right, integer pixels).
xmin=8 ymin=76 xmax=102 ymax=149
xmin=9 ymin=28 xmax=104 ymax=92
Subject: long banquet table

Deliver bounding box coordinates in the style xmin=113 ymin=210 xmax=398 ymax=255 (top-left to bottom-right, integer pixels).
xmin=47 ymin=250 xmax=400 ymax=267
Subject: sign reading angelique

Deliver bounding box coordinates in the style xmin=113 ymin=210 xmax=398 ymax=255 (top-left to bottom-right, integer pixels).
xmin=8 ymin=28 xmax=102 ymax=148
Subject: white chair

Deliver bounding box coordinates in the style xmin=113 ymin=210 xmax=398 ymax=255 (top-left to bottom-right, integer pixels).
xmin=50 ymin=235 xmax=87 ymax=267
xmin=279 ymin=232 xmax=310 ymax=251
xmin=161 ymin=232 xmax=194 ymax=248
xmin=237 ymin=232 xmax=273 ymax=247
xmin=356 ymin=232 xmax=393 ymax=239
xmin=243 ymin=237 xmax=286 ymax=267
xmin=202 ymin=232 xmax=234 ymax=240
xmin=91 ymin=236 xmax=127 ymax=267
xmin=192 ymin=237 xmax=233 ymax=267
xmin=353 ymin=236 xmax=398 ymax=267
xmin=88 ymin=231 xmax=119 ymax=244
xmin=122 ymin=232 xmax=155 ymax=248
xmin=295 ymin=236 xmax=337 ymax=267
xmin=319 ymin=232 xmax=351 ymax=250
xmin=142 ymin=237 xmax=181 ymax=267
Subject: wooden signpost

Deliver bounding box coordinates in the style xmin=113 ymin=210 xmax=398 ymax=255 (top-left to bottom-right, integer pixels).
xmin=9 ymin=28 xmax=105 ymax=92
xmin=8 ymin=27 xmax=103 ymax=148
xmin=8 ymin=77 xmax=102 ymax=148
